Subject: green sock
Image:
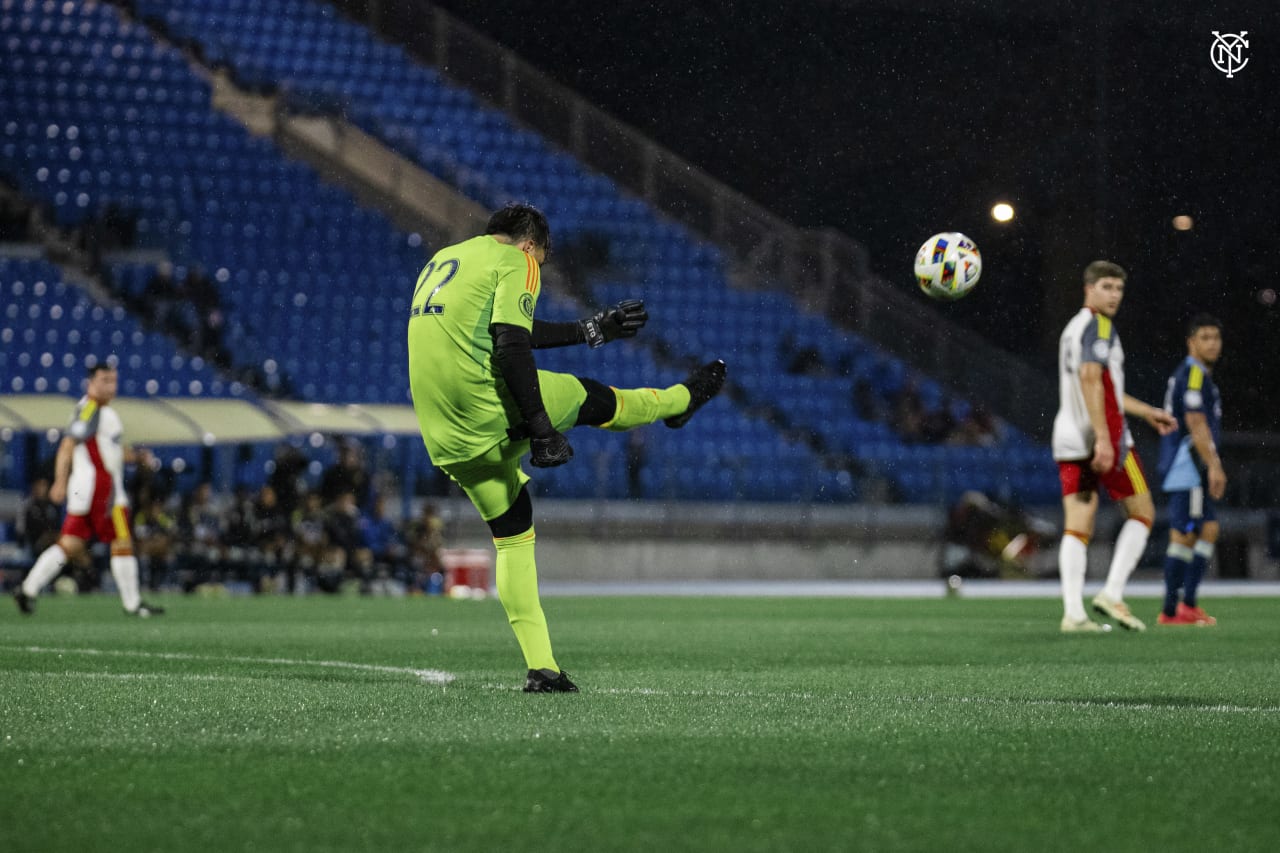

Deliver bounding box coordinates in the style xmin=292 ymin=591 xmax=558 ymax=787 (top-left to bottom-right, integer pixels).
xmin=601 ymin=385 xmax=691 ymax=431
xmin=493 ymin=528 xmax=558 ymax=672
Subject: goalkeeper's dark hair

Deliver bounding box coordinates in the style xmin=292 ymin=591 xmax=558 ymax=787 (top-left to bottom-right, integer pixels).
xmin=1186 ymin=312 xmax=1223 ymax=338
xmin=86 ymin=361 xmax=116 ymax=378
xmin=1083 ymin=260 xmax=1127 ymax=286
xmin=486 ymin=202 xmax=551 ymax=254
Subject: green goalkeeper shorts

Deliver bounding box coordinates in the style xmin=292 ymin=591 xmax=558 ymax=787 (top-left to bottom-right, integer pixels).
xmin=439 ymin=370 xmax=587 ymax=521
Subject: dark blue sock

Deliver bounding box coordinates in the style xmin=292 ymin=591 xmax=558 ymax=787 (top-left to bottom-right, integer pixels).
xmin=1185 ymin=553 xmax=1209 ymax=608
xmin=1162 ymin=551 xmax=1190 ymax=617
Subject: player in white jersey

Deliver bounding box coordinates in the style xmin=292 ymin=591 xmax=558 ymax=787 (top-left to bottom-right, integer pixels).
xmin=1051 ymin=261 xmax=1176 ymax=633
xmin=13 ymin=364 xmax=164 ymax=617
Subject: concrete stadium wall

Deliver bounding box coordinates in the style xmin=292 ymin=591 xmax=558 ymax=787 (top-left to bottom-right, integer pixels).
xmin=433 ymin=497 xmax=1279 ymax=583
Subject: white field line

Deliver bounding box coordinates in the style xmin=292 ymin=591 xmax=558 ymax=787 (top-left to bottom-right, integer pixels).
xmin=480 ymin=683 xmax=1280 ymax=714
xmin=539 ymin=579 xmax=1280 ymax=598
xmin=7 ymin=648 xmax=1275 ymax=714
xmin=4 ymin=645 xmax=455 ymax=685
xmin=18 ymin=670 xmax=246 ymax=683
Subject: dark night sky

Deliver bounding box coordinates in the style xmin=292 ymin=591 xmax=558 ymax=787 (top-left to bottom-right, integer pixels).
xmin=399 ymin=0 xmax=1278 ymax=430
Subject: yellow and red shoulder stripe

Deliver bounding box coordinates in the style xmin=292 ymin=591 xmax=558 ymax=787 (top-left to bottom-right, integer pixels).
xmin=1188 ymin=364 xmax=1203 ymax=390
xmin=524 ymin=253 xmax=540 ymax=294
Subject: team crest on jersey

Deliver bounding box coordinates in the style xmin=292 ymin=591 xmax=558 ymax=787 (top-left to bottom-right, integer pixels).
xmin=519 ymin=293 xmax=534 ymax=320
xmin=1092 ymin=340 xmax=1109 ymax=360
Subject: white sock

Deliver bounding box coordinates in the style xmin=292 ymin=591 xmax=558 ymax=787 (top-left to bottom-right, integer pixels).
xmin=23 ymin=544 xmax=68 ymax=596
xmin=1102 ymin=519 xmax=1150 ymax=602
xmin=1059 ymin=534 xmax=1088 ymax=621
xmin=110 ymin=555 xmax=142 ymax=612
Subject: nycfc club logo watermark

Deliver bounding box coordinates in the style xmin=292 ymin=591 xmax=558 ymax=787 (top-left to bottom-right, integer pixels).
xmin=1210 ymin=31 xmax=1249 ymax=78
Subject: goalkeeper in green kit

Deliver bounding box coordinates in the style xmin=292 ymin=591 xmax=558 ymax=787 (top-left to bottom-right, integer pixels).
xmin=407 ymin=203 xmax=726 ymax=692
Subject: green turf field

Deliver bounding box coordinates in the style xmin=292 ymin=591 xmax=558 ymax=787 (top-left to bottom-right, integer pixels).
xmin=2 ymin=593 xmax=1277 ymax=852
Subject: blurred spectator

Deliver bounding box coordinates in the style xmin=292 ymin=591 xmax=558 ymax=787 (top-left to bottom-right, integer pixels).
xmin=221 ymin=484 xmax=261 ymax=585
xmin=320 ymin=442 xmax=371 ymax=508
xmin=322 ymin=491 xmax=370 ymax=592
xmin=779 ymin=332 xmax=828 ymax=377
xmin=179 ymin=482 xmax=224 ymax=589
xmin=403 ymin=502 xmax=445 ymax=592
xmin=949 ymin=402 xmax=1001 ymax=447
xmin=183 ymin=265 xmax=219 ymax=315
xmin=0 ymin=191 xmax=33 ymax=241
xmin=182 ymin=266 xmax=230 ymax=368
xmin=133 ymin=495 xmax=178 ymax=591
xmin=940 ymin=491 xmax=1052 ymax=580
xmin=142 ymin=261 xmax=188 ymax=339
xmin=181 ymin=482 xmax=223 ymax=547
xmin=19 ymin=477 xmax=62 ymax=556
xmin=893 ymin=379 xmax=926 ymax=443
xmin=127 ymin=448 xmax=170 ymax=512
xmin=252 ymin=484 xmax=293 ymax=592
xmin=253 ymin=485 xmax=290 ymax=551
xmin=920 ymin=405 xmax=956 ymax=444
xmin=268 ymin=443 xmax=309 ymax=515
xmin=359 ymin=494 xmax=407 ymax=591
xmin=292 ymin=491 xmax=337 ymax=590
xmin=223 ymin=485 xmax=257 ymax=549
xmin=81 ymin=203 xmax=136 ymax=271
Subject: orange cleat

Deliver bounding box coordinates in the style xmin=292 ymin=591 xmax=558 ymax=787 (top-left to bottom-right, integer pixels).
xmin=1157 ymin=607 xmax=1203 ymax=626
xmin=1179 ymin=603 xmax=1217 ymax=626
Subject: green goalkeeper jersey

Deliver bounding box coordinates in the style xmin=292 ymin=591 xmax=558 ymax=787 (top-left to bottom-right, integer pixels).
xmin=407 ymin=235 xmax=542 ymax=465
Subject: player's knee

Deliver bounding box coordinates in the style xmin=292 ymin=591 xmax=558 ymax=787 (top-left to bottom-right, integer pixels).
xmin=1127 ymin=496 xmax=1155 ymax=524
xmin=1201 ymin=520 xmax=1221 ymax=543
xmin=1062 ymin=497 xmax=1097 ymax=532
xmin=58 ymin=535 xmax=85 ymax=558
xmin=488 ymin=486 xmax=533 ymax=539
xmin=574 ymin=377 xmax=617 ymax=426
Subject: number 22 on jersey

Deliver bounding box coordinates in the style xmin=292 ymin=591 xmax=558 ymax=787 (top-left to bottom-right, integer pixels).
xmin=409 ymin=258 xmax=460 ymax=317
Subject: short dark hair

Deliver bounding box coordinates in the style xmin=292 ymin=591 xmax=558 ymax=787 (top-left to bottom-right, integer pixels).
xmin=86 ymin=362 xmax=115 ymax=378
xmin=485 ymin=202 xmax=551 ymax=254
xmin=1083 ymin=260 xmax=1127 ymax=286
xmin=1186 ymin=313 xmax=1222 ymax=338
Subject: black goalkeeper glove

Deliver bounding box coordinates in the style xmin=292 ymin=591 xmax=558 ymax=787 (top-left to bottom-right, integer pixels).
xmin=579 ymin=299 xmax=648 ymax=348
xmin=513 ymin=412 xmax=574 ymax=468
xmin=531 ymin=432 xmax=573 ymax=468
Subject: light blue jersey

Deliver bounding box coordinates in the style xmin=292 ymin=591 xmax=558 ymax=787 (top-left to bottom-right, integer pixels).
xmin=1158 ymin=356 xmax=1221 ymax=492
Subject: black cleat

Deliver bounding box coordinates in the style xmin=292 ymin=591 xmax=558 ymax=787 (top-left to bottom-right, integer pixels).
xmin=13 ymin=589 xmax=35 ymax=615
xmin=127 ymin=601 xmax=166 ymax=618
xmin=664 ymin=359 xmax=727 ymax=428
xmin=523 ymin=668 xmax=579 ymax=693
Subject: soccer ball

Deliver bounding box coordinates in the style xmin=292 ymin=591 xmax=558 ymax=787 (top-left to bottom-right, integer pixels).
xmin=914 ymin=232 xmax=982 ymax=300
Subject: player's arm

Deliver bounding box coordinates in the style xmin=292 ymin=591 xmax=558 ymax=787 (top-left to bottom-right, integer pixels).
xmin=51 ymin=401 xmax=99 ymax=503
xmin=529 ymin=300 xmax=648 ymax=349
xmin=1123 ymin=393 xmax=1177 ymax=435
xmin=48 ymin=436 xmax=75 ymax=505
xmin=491 ymin=323 xmax=572 ymax=467
xmin=1078 ymin=362 xmax=1114 ymax=473
xmin=1185 ymin=410 xmax=1227 ymax=500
